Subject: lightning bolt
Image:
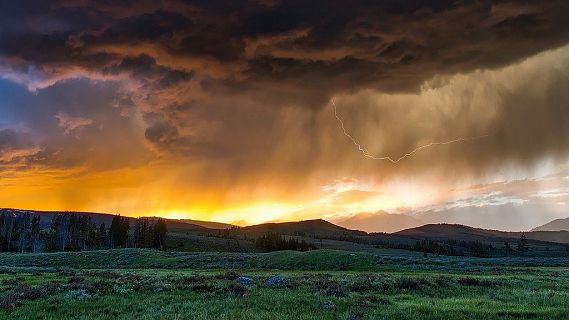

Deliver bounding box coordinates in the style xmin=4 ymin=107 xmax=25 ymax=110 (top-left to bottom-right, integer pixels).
xmin=332 ymin=99 xmax=487 ymax=164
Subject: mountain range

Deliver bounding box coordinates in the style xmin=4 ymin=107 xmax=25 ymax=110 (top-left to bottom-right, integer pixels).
xmin=2 ymin=208 xmax=569 ymax=257
xmin=334 ymin=204 xmax=568 ymax=233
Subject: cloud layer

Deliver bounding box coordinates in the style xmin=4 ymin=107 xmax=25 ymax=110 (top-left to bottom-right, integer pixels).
xmin=1 ymin=1 xmax=569 ymax=223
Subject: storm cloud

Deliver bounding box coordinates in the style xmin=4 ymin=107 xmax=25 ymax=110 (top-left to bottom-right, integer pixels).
xmin=1 ymin=0 xmax=569 ymax=222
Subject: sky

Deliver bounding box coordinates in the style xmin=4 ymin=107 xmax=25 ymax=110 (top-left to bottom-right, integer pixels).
xmin=1 ymin=0 xmax=569 ymax=230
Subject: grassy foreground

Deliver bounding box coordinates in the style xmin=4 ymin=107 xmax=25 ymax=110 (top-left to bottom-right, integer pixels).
xmin=0 ymin=249 xmax=568 ymax=319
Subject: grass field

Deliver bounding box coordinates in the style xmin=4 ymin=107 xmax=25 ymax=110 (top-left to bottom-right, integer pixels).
xmin=1 ymin=249 xmax=569 ymax=319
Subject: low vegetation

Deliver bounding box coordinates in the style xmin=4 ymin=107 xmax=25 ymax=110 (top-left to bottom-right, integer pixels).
xmin=0 ymin=250 xmax=567 ymax=319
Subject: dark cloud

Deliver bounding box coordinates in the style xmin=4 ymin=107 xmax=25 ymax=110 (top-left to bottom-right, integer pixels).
xmin=1 ymin=1 xmax=568 ymax=96
xmin=1 ymin=0 xmax=569 ymax=174
xmin=97 ymin=10 xmax=193 ymax=43
xmin=143 ymin=112 xmax=180 ymax=145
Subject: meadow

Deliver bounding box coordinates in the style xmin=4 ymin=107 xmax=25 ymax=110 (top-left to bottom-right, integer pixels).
xmin=0 ymin=249 xmax=568 ymax=319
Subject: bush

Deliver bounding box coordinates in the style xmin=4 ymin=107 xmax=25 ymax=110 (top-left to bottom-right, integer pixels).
xmin=348 ymin=275 xmax=376 ymax=293
xmin=1 ymin=278 xmax=25 ymax=287
xmin=19 ymin=284 xmax=49 ymax=300
xmin=129 ymin=277 xmax=166 ymax=293
xmin=395 ymin=277 xmax=428 ymax=290
xmin=264 ymin=275 xmax=290 ymax=288
xmin=320 ymin=300 xmax=335 ymax=310
xmin=310 ymin=276 xmax=348 ymax=297
xmin=434 ymin=276 xmax=453 ymax=287
xmin=83 ymin=270 xmax=123 ymax=279
xmin=0 ymin=294 xmax=19 ymax=310
xmin=64 ymin=289 xmax=93 ymax=300
xmin=235 ymin=277 xmax=253 ymax=286
xmin=220 ymin=271 xmax=240 ymax=281
xmin=457 ymin=277 xmax=499 ymax=287
xmin=226 ymin=282 xmax=249 ymax=296
xmin=321 ymin=282 xmax=348 ymax=297
xmin=178 ymin=275 xmax=207 ymax=285
xmin=112 ymin=286 xmax=132 ymax=295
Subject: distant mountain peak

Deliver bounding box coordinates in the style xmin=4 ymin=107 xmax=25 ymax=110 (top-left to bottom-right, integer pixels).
xmin=532 ymin=217 xmax=569 ymax=232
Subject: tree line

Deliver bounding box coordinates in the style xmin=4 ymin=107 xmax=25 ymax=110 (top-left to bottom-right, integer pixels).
xmin=255 ymin=232 xmax=316 ymax=252
xmin=0 ymin=212 xmax=167 ymax=253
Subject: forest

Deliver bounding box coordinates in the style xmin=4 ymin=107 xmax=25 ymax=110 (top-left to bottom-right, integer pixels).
xmin=0 ymin=212 xmax=167 ymax=253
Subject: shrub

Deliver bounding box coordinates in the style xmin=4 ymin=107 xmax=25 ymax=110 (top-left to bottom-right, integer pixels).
xmin=310 ymin=277 xmax=348 ymax=297
xmin=226 ymin=282 xmax=249 ymax=296
xmin=264 ymin=275 xmax=290 ymax=288
xmin=120 ymin=274 xmax=144 ymax=282
xmin=178 ymin=275 xmax=207 ymax=285
xmin=83 ymin=270 xmax=123 ymax=279
xmin=457 ymin=277 xmax=499 ymax=287
xmin=320 ymin=300 xmax=335 ymax=310
xmin=434 ymin=276 xmax=453 ymax=287
xmin=19 ymin=284 xmax=48 ymax=300
xmin=0 ymin=294 xmax=19 ymax=310
xmin=64 ymin=289 xmax=94 ymax=300
xmin=348 ymin=278 xmax=375 ymax=293
xmin=395 ymin=277 xmax=428 ymax=290
xmin=67 ymin=276 xmax=85 ymax=285
xmin=235 ymin=277 xmax=253 ymax=286
xmin=1 ymin=278 xmax=25 ymax=287
xmin=47 ymin=297 xmax=60 ymax=306
xmin=219 ymin=271 xmax=240 ymax=280
xmin=112 ymin=286 xmax=132 ymax=295
xmin=129 ymin=277 xmax=166 ymax=293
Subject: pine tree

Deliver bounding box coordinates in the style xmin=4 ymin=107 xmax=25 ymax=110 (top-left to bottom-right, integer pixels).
xmin=153 ymin=219 xmax=167 ymax=250
xmin=133 ymin=218 xmax=142 ymax=248
xmin=0 ymin=214 xmax=5 ymax=252
xmin=110 ymin=215 xmax=130 ymax=248
xmin=98 ymin=223 xmax=107 ymax=249
xmin=30 ymin=216 xmax=41 ymax=252
xmin=516 ymin=233 xmax=529 ymax=254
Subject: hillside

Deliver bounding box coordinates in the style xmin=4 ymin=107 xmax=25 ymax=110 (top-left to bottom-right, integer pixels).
xmin=176 ymin=219 xmax=234 ymax=229
xmin=3 ymin=208 xmax=569 ymax=257
xmin=391 ymin=223 xmax=569 ymax=256
xmin=395 ymin=223 xmax=503 ymax=239
xmin=396 ymin=223 xmax=569 ymax=244
xmin=336 ymin=212 xmax=424 ymax=233
xmin=414 ymin=203 xmax=565 ymax=232
xmin=241 ymin=219 xmax=366 ymax=238
xmin=532 ymin=217 xmax=569 ymax=231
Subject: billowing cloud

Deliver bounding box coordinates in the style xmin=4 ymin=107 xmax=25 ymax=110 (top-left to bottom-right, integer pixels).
xmin=1 ymin=1 xmax=569 ymax=225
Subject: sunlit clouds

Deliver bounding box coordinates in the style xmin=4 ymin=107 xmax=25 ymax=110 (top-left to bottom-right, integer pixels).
xmin=1 ymin=1 xmax=569 ymax=229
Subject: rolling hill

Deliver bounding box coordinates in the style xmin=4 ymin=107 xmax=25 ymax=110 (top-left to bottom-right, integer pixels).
xmin=336 ymin=212 xmax=424 ymax=233
xmin=3 ymin=208 xmax=569 ymax=257
xmin=532 ymin=217 xmax=569 ymax=231
xmin=176 ymin=219 xmax=234 ymax=229
xmin=396 ymin=223 xmax=569 ymax=244
xmin=241 ymin=219 xmax=366 ymax=238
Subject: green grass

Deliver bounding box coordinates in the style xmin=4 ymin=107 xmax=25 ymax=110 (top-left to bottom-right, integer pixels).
xmin=0 ymin=249 xmax=569 ymax=319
